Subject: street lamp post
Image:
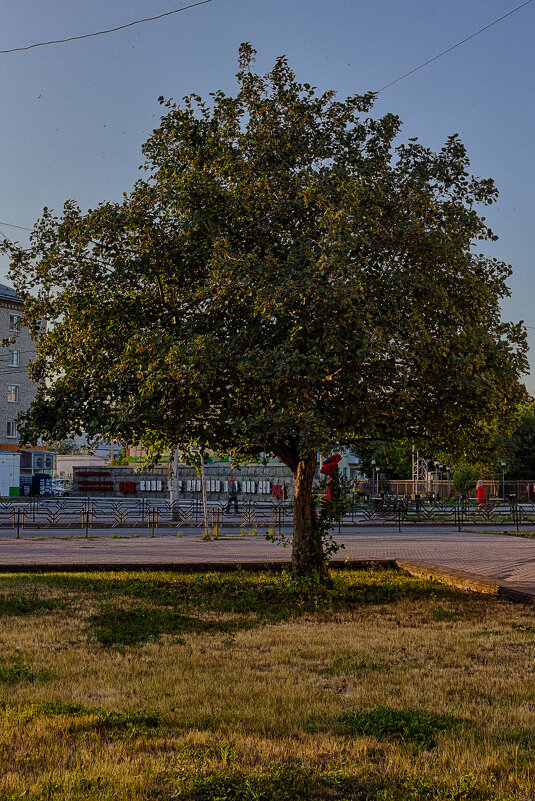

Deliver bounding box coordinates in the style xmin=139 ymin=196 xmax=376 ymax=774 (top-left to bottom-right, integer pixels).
xmin=376 ymin=466 xmax=380 ymax=496
xmin=371 ymin=459 xmax=376 ymax=496
xmin=500 ymin=460 xmax=506 ymax=502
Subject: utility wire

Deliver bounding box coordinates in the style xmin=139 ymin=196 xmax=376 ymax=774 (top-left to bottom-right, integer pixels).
xmin=0 ymin=222 xmax=31 ymax=231
xmin=0 ymin=0 xmax=214 ymax=55
xmin=376 ymin=0 xmax=534 ymax=92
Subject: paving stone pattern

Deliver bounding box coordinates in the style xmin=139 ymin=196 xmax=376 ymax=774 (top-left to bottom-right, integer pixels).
xmin=1 ymin=526 xmax=535 ymax=601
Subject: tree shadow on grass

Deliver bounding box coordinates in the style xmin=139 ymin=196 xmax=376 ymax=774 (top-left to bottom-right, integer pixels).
xmin=0 ymin=594 xmax=66 ymax=616
xmin=88 ymin=605 xmax=245 ymax=646
xmin=37 ymin=568 xmax=466 ymax=623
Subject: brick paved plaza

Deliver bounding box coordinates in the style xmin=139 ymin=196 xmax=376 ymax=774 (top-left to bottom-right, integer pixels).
xmin=1 ymin=525 xmax=535 ymax=602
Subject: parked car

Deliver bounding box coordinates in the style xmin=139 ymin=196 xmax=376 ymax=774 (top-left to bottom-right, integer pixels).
xmin=50 ymin=479 xmax=72 ymax=496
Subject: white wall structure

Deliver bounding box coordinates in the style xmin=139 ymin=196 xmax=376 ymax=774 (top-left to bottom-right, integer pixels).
xmin=0 ymin=450 xmax=20 ymax=497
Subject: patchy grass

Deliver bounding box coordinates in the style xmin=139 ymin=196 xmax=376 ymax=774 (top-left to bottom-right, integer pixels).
xmin=0 ymin=567 xmax=534 ymax=799
xmin=464 ymin=528 xmax=535 ymax=539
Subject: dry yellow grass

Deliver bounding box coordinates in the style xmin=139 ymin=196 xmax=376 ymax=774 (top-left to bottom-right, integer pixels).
xmin=0 ymin=569 xmax=534 ymax=800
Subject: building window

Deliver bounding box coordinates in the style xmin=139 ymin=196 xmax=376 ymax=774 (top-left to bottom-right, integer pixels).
xmin=7 ymin=385 xmax=19 ymax=403
xmin=8 ymin=350 xmax=19 ymax=367
xmin=9 ymin=314 xmax=22 ymax=331
xmin=6 ymin=420 xmax=18 ymax=438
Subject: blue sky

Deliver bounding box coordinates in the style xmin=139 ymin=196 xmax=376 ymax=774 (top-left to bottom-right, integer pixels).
xmin=0 ymin=0 xmax=533 ymax=390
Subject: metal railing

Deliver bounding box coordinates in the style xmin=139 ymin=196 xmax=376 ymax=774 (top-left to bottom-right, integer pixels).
xmin=0 ymin=496 xmax=534 ymax=537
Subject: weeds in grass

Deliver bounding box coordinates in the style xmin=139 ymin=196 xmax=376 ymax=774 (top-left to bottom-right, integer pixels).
xmin=0 ymin=660 xmax=52 ymax=685
xmin=512 ymin=621 xmax=535 ymax=633
xmin=33 ymin=700 xmax=161 ymax=735
xmin=333 ymin=706 xmax=461 ymax=749
xmin=431 ymin=607 xmax=460 ymax=621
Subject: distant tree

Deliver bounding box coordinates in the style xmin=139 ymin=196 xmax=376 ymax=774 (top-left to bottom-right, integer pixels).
xmin=500 ymin=401 xmax=535 ymax=479
xmin=351 ymin=441 xmax=412 ymax=481
xmin=47 ymin=439 xmax=81 ymax=455
xmin=109 ymin=447 xmax=129 ymax=466
xmin=3 ymin=45 xmax=528 ymax=576
xmin=452 ymin=464 xmax=480 ymax=496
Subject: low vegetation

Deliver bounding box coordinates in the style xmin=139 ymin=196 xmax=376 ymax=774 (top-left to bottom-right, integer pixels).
xmin=0 ymin=567 xmax=534 ymax=799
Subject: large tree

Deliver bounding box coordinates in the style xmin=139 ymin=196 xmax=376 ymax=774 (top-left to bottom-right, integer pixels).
xmin=4 ymin=45 xmax=528 ymax=575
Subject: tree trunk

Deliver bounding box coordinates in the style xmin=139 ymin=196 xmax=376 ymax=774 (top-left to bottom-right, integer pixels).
xmin=291 ymin=450 xmax=327 ymax=578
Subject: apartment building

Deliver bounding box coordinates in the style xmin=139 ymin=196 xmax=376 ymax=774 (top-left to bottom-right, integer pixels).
xmin=0 ymin=283 xmax=54 ymax=487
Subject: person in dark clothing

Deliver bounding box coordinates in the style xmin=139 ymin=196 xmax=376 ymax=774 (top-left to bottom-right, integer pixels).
xmin=226 ymin=476 xmax=239 ymax=513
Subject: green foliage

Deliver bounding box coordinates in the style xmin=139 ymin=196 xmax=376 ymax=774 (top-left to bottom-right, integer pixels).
xmin=109 ymin=446 xmax=129 ymax=465
xmin=4 ymin=45 xmax=528 ymax=574
xmin=334 ymin=706 xmax=460 ymax=749
xmin=500 ymin=400 xmax=535 ymax=478
xmin=373 ymin=773 xmax=493 ymax=801
xmin=45 ymin=438 xmax=81 ymax=454
xmin=351 ymin=441 xmax=413 ymax=481
xmin=148 ymin=765 xmax=493 ymax=801
xmin=452 ymin=464 xmax=480 ymax=495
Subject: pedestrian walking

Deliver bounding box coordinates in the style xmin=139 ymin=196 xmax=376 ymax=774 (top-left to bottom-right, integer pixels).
xmin=226 ymin=476 xmax=239 ymax=513
xmin=477 ymin=481 xmax=487 ymax=504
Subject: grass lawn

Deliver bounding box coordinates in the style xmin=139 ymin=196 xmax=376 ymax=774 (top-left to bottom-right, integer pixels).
xmin=1 ymin=567 xmax=535 ymax=800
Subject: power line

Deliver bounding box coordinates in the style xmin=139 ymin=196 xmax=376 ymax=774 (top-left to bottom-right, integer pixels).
xmin=376 ymin=0 xmax=534 ymax=92
xmin=0 ymin=0 xmax=214 ymax=55
xmin=0 ymin=222 xmax=31 ymax=231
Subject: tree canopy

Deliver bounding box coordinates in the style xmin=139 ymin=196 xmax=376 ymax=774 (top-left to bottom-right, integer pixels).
xmin=4 ymin=44 xmax=528 ymax=574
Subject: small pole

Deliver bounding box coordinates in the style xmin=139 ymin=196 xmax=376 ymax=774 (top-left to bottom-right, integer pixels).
xmin=200 ymin=451 xmax=209 ymax=541
xmin=13 ymin=507 xmax=22 ymax=539
xmin=84 ymin=502 xmax=89 ymax=539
